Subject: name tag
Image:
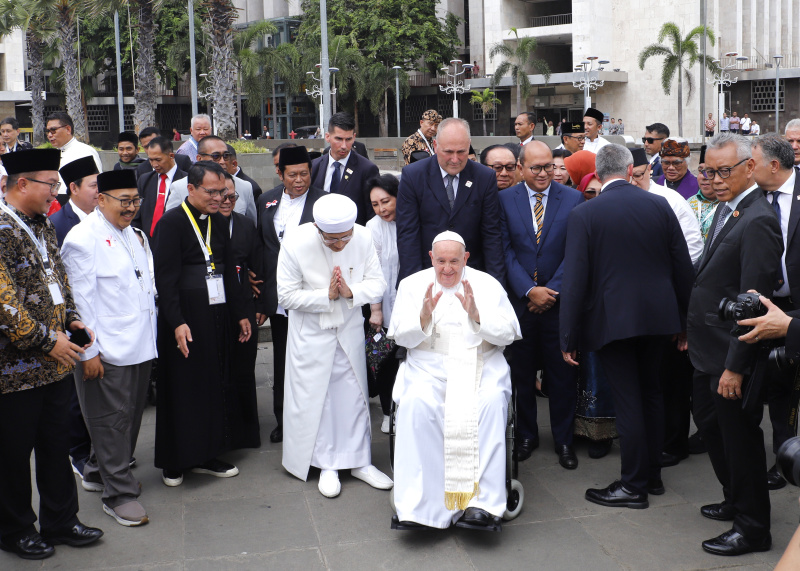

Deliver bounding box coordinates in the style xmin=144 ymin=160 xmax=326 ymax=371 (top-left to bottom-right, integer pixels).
xmin=48 ymin=281 xmax=64 ymax=305
xmin=206 ymin=275 xmax=226 ymax=305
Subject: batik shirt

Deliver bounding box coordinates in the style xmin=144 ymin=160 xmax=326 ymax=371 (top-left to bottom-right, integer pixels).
xmin=686 ymin=189 xmax=719 ymax=242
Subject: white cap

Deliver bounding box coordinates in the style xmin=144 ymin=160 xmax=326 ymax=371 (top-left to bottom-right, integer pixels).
xmin=432 ymin=230 xmax=465 ymax=248
xmin=313 ymin=194 xmax=357 ymax=233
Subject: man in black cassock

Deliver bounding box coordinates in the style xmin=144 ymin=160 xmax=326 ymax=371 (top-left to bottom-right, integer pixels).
xmin=153 ymin=161 xmax=252 ymax=487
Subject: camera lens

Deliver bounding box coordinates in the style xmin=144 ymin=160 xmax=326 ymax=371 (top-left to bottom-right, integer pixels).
xmin=718 ymin=298 xmax=735 ymax=321
xmin=777 ymin=437 xmax=800 ymax=487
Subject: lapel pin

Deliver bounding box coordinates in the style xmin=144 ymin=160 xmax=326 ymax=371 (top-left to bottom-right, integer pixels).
xmin=465 ymin=181 xmax=473 ymax=188
xmin=796 ymin=195 xmax=800 ymax=200
xmin=733 ymin=210 xmax=740 ymax=217
xmin=344 ymin=175 xmax=350 ymax=180
xmin=346 ymin=168 xmax=353 ymax=175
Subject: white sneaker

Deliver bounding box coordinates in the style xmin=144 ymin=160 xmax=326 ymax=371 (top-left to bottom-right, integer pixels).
xmin=81 ymin=477 xmax=103 ymax=492
xmin=318 ymin=470 xmax=341 ymax=498
xmin=351 ymin=465 xmax=393 ymax=490
xmin=381 ymin=415 xmax=390 ymax=434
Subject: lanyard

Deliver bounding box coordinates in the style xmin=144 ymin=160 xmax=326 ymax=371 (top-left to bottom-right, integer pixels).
xmin=99 ymin=214 xmax=146 ymax=290
xmin=0 ymin=201 xmax=54 ymax=276
xmin=181 ymin=202 xmax=215 ymax=273
xmin=417 ymin=130 xmax=435 ymax=155
xmin=276 ymin=193 xmax=305 ymax=241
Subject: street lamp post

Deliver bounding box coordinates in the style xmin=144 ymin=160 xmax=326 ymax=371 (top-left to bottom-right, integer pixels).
xmin=774 ymin=55 xmax=783 ymax=133
xmin=439 ymin=60 xmax=473 ymax=118
xmin=306 ymin=66 xmax=338 ymax=135
xmin=319 ymin=0 xmax=332 ymax=129
xmin=188 ymin=0 xmax=198 ymax=117
xmin=392 ymin=65 xmax=401 ymax=137
xmin=573 ymin=57 xmax=609 ymax=113
xmin=706 ymin=53 xmax=748 ymax=124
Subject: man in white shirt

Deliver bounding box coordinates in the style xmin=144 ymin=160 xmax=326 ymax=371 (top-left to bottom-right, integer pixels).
xmin=514 ymin=112 xmax=535 ymax=146
xmin=46 ymin=112 xmax=103 ymax=196
xmin=741 ymin=114 xmax=752 ymax=136
xmin=175 ymin=114 xmax=212 ymax=163
xmin=583 ymin=107 xmax=610 ymax=153
xmin=61 ymin=169 xmax=157 ymax=527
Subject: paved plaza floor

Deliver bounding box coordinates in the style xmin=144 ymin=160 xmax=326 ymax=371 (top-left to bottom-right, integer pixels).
xmin=8 ymin=341 xmax=800 ymax=570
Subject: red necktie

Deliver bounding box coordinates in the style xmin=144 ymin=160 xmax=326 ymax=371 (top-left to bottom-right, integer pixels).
xmin=150 ymin=174 xmax=167 ymax=236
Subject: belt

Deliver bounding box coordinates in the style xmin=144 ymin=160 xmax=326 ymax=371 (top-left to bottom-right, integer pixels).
xmin=414 ymin=325 xmax=494 ymax=356
xmin=179 ymin=263 xmax=226 ymax=289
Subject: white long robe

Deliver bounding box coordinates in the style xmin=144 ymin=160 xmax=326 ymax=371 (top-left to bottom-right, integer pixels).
xmin=388 ymin=267 xmax=521 ymax=528
xmin=277 ymin=223 xmax=386 ymax=480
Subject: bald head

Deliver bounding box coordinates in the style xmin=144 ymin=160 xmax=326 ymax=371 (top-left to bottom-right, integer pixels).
xmin=520 ymin=140 xmax=552 ymax=166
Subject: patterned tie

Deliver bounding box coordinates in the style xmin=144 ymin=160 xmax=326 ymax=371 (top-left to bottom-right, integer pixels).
xmin=533 ymin=192 xmax=544 ymax=282
xmin=330 ymin=161 xmax=341 ymax=194
xmin=709 ymin=203 xmax=732 ymax=246
xmin=150 ymin=174 xmax=168 ymax=237
xmin=445 ymin=174 xmax=455 ymax=209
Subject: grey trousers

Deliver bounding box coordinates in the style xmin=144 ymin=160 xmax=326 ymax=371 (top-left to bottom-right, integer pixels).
xmin=74 ymin=360 xmax=152 ymax=508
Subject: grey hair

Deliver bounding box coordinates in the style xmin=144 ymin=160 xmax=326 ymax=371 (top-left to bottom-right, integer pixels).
xmin=191 ymin=113 xmax=211 ymax=128
xmin=752 ymin=134 xmax=795 ymax=170
xmin=707 ymin=132 xmax=751 ymax=161
xmin=785 ymin=118 xmax=800 ymax=134
xmin=595 ymin=144 xmax=633 ymax=182
xmin=435 ymin=117 xmax=470 ymax=142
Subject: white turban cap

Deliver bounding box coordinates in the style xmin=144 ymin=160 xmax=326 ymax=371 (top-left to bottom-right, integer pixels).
xmin=432 ymin=230 xmax=466 ymax=248
xmin=314 ymin=194 xmax=358 ymax=233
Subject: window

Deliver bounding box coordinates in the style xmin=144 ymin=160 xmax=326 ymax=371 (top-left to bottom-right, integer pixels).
xmin=751 ymin=80 xmax=784 ymax=112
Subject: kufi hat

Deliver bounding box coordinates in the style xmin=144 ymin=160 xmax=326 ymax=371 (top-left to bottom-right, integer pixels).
xmin=561 ymin=122 xmax=585 ymax=135
xmin=2 ymin=148 xmax=60 ymax=175
xmin=421 ymin=109 xmax=442 ymax=123
xmin=660 ymin=138 xmax=691 ymax=158
xmin=698 ymin=144 xmax=707 ymax=164
xmin=432 ymin=230 xmax=465 ymax=248
xmin=118 ymin=131 xmax=139 ymax=146
xmin=583 ymin=107 xmax=604 ymax=124
xmin=630 ymin=148 xmax=649 ymax=168
xmin=563 ymin=150 xmax=596 ymax=189
xmin=314 ymin=194 xmax=357 ymax=233
xmin=60 ymin=156 xmax=99 ymax=190
xmin=278 ymin=145 xmax=311 ymax=168
xmin=97 ymin=169 xmax=137 ymax=193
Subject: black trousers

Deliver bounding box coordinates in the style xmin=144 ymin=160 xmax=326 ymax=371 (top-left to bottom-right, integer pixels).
xmin=270 ymin=313 xmax=288 ymax=426
xmin=67 ymin=375 xmax=92 ymax=463
xmin=767 ymin=296 xmax=796 ymax=454
xmin=661 ymin=344 xmax=694 ymax=457
xmin=596 ymin=335 xmax=668 ymax=495
xmin=0 ymin=377 xmax=80 ymax=540
xmin=693 ymin=370 xmax=770 ymax=540
xmin=510 ymin=306 xmax=577 ymax=446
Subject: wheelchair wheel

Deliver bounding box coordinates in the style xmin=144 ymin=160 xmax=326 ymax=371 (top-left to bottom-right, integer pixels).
xmin=389 ymin=402 xmax=397 ymax=473
xmin=389 ymin=487 xmax=396 ymax=513
xmin=503 ymin=479 xmax=524 ymax=521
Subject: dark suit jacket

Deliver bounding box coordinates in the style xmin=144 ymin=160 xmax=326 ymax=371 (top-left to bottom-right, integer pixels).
xmin=650 ymin=155 xmax=664 ymax=179
xmin=687 ymin=189 xmax=783 ymax=376
xmin=228 ymin=211 xmax=263 ymax=320
xmin=310 ymin=151 xmax=379 ymax=225
xmin=560 ymin=179 xmax=694 ymax=353
xmin=499 ymin=181 xmax=584 ymax=313
xmin=49 ymin=200 xmax=82 ymax=247
xmin=136 ymin=153 xmax=193 ymax=179
xmin=255 ymin=185 xmax=325 ymax=316
xmin=396 ymin=155 xmax=505 ymax=284
xmin=133 ymin=167 xmax=188 ymax=241
xmin=114 ymin=158 xmax=147 ymax=176
xmin=236 ymin=168 xmax=263 ymax=201
xmin=782 ymin=172 xmax=800 ymax=304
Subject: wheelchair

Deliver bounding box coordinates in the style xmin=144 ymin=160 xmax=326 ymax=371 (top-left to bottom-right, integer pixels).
xmin=387 ymin=384 xmax=525 ymax=531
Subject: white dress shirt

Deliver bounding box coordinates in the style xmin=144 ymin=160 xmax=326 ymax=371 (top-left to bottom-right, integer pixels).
xmin=68 ymin=199 xmax=90 ymax=222
xmin=583 ymin=136 xmax=610 ymax=154
xmin=768 ymin=169 xmax=796 ymax=297
xmin=519 ymin=135 xmax=534 ymax=146
xmin=159 ymin=163 xmax=179 ymax=203
xmin=438 ymin=166 xmax=460 ymax=199
xmin=273 ymin=190 xmax=308 ymax=243
xmin=526 ymin=183 xmax=550 ymax=234
xmin=646 ymin=181 xmax=704 ymax=263
xmin=323 ymin=152 xmax=351 ymax=192
xmin=57 ymin=137 xmax=103 ymax=194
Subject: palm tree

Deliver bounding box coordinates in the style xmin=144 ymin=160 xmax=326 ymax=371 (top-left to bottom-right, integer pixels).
xmin=363 ymin=62 xmax=409 ymax=138
xmin=489 ymin=29 xmax=550 ymax=118
xmin=202 ymin=0 xmax=238 ymax=140
xmin=638 ymin=23 xmax=718 ymax=137
xmin=470 ymin=88 xmax=500 ymax=136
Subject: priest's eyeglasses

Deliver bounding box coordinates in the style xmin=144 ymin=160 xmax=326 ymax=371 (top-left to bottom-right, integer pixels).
xmin=698 ymin=158 xmax=749 ymax=180
xmin=319 ymin=230 xmax=354 ymax=245
xmin=527 ymin=164 xmax=555 ymax=175
xmin=101 ymin=193 xmax=142 ymax=208
xmin=24 ymin=177 xmax=61 ymax=194
xmin=196 ymin=185 xmax=226 ymax=197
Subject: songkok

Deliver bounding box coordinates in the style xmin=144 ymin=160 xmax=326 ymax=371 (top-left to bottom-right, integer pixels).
xmin=118 ymin=131 xmax=139 ymax=146
xmin=432 ymin=230 xmax=465 ymax=248
xmin=421 ymin=109 xmax=442 ymax=123
xmin=97 ymin=169 xmax=137 ymax=193
xmin=60 ymin=156 xmax=99 ymax=188
xmin=2 ymin=148 xmax=60 ymax=175
xmin=564 ymin=150 xmax=596 ymax=189
xmin=584 ymin=107 xmax=604 ymax=124
xmin=561 ymin=122 xmax=584 ymax=135
xmin=630 ymin=148 xmax=649 ymax=167
xmin=314 ymin=194 xmax=357 ymax=233
xmin=699 ymin=144 xmax=707 ymax=164
xmin=409 ymin=150 xmax=430 ymax=164
xmin=279 ymin=145 xmax=311 ymax=169
xmin=660 ymin=137 xmax=690 ymax=158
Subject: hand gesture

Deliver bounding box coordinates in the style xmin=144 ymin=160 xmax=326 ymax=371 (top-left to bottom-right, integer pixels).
xmin=455 ymin=279 xmax=480 ymax=323
xmin=420 ymin=282 xmax=443 ymax=330
xmin=175 ymin=324 xmax=192 ymax=358
xmin=527 ymin=286 xmax=558 ymax=313
xmin=738 ymin=296 xmax=792 ymax=343
xmin=81 ymin=355 xmax=104 ymax=381
xmin=337 ymin=267 xmax=353 ymax=299
xmin=238 ymin=318 xmax=251 ymax=343
xmin=562 ymin=350 xmax=579 ymax=366
xmin=48 ymin=330 xmax=84 ymax=367
xmin=248 ymin=270 xmax=263 ymax=297
xmin=329 ymin=268 xmax=340 ymax=300
xmin=369 ymin=304 xmax=383 ymax=331
xmin=717 ymin=369 xmax=743 ymax=400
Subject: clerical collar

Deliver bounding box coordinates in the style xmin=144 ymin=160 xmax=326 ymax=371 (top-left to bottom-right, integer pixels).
xmin=60 ymin=137 xmax=77 ymax=151
xmin=184 ymin=199 xmax=209 ymax=220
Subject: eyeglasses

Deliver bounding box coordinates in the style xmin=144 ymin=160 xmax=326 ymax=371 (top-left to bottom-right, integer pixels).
xmin=631 ymin=171 xmax=649 ymax=180
xmin=660 ymin=159 xmax=686 ymax=169
xmin=198 ymin=152 xmax=233 ymax=162
xmin=564 ymin=134 xmax=586 ymax=142
xmin=490 ymin=164 xmax=517 ymax=173
xmin=319 ymin=231 xmax=354 ymax=245
xmin=195 ymin=185 xmax=226 ymax=197
xmin=527 ymin=164 xmax=555 ymax=175
xmin=221 ymin=192 xmax=239 ymax=203
xmin=698 ymin=158 xmax=749 ymax=180
xmin=101 ymin=193 xmax=142 ymax=208
xmin=24 ymin=177 xmax=61 ymax=194
xmin=642 ymin=137 xmax=665 ymax=144
xmin=45 ymin=125 xmax=67 ymax=135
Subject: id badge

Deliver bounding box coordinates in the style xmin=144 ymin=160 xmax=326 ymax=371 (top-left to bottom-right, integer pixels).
xmin=206 ymin=275 xmax=226 ymax=305
xmin=48 ymin=281 xmax=64 ymax=305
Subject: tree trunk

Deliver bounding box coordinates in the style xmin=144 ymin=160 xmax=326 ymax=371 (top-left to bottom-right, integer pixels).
xmin=27 ymin=33 xmax=46 ymax=146
xmin=205 ymin=0 xmax=238 ymax=140
xmin=677 ymin=68 xmax=683 ymax=137
xmin=482 ymin=114 xmax=487 ymax=136
xmin=271 ymin=75 xmax=278 ymax=139
xmin=378 ymin=97 xmax=388 ymax=138
xmin=515 ymin=78 xmax=522 ymax=118
xmin=353 ymin=100 xmax=359 ymax=136
xmin=133 ymin=0 xmax=158 ymax=133
xmin=57 ymin=9 xmax=88 ymax=142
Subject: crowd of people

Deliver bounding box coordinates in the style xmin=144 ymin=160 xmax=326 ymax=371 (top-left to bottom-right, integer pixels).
xmin=2 ymin=105 xmax=800 ymax=562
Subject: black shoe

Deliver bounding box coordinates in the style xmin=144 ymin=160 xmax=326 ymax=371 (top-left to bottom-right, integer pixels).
xmin=270 ymin=425 xmax=283 ymax=443
xmin=588 ymin=439 xmax=613 ymax=459
xmin=648 ymin=478 xmax=665 ymax=496
xmin=556 ymin=444 xmax=578 ymax=470
xmin=191 ymin=459 xmax=239 ymax=478
xmin=700 ymin=501 xmax=736 ymax=521
xmin=515 ymin=436 xmax=539 ymax=462
xmin=0 ymin=532 xmax=54 ymax=560
xmin=687 ymin=431 xmax=706 ymax=454
xmin=585 ymin=480 xmax=649 ymax=509
xmin=460 ymin=507 xmax=492 ymax=526
xmin=660 ymin=451 xmax=688 ymax=467
xmin=41 ymin=522 xmax=103 ymax=547
xmin=767 ymin=464 xmax=787 ymax=490
xmin=701 ymin=529 xmax=771 ymax=556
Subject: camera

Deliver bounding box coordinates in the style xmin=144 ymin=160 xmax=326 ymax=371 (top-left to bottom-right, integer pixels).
xmin=718 ymin=293 xmax=767 ymax=337
xmin=778 ymin=437 xmax=800 ymax=487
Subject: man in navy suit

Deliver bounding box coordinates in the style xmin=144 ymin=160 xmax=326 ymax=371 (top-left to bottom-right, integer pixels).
xmin=396 ymin=118 xmax=505 ymax=284
xmin=50 ymin=156 xmax=99 ymax=247
xmin=310 ymin=112 xmax=379 ymax=225
xmin=499 ymin=141 xmax=584 ymax=468
xmin=560 ymin=144 xmax=693 ymax=510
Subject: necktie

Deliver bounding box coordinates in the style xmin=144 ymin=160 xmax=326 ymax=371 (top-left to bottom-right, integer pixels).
xmin=767 ymin=191 xmax=787 ymax=288
xmin=150 ymin=174 xmax=167 ymax=237
xmin=445 ymin=175 xmax=455 ymax=208
xmin=709 ymin=203 xmax=732 ymax=245
xmin=330 ymin=161 xmax=341 ymax=194
xmin=533 ymin=193 xmax=544 ymax=282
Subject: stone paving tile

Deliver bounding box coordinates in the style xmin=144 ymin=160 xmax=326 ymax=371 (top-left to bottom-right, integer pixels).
xmin=185 ymin=548 xmax=326 ymax=571
xmin=321 ymin=534 xmax=474 ymax=571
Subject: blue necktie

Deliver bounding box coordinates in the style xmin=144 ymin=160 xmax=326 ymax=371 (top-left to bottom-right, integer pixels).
xmin=330 ymin=161 xmax=341 ymax=194
xmin=767 ymin=191 xmax=787 ymax=288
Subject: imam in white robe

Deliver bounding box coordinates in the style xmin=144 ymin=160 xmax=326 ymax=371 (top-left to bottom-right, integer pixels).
xmin=388 ymin=267 xmax=521 ymax=528
xmin=277 ymin=223 xmax=386 ymax=480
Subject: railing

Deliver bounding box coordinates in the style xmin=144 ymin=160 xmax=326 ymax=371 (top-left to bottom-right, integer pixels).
xmin=527 ymin=13 xmax=572 ymax=28
xmin=407 ymin=72 xmax=434 ymax=88
xmin=721 ymin=53 xmax=800 ymax=72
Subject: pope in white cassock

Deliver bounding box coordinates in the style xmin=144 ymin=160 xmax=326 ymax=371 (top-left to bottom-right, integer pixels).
xmin=388 ymin=231 xmax=521 ymax=529
xmin=277 ymin=193 xmax=393 ymax=498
